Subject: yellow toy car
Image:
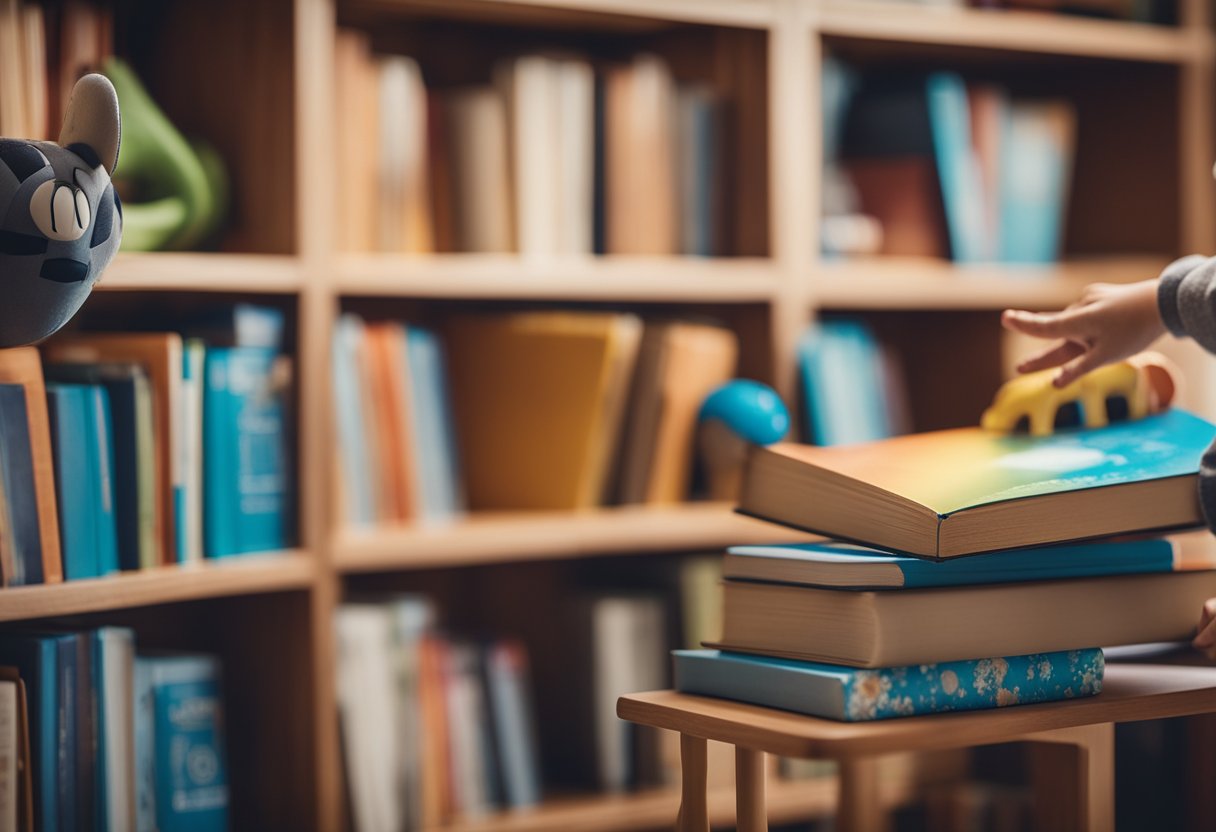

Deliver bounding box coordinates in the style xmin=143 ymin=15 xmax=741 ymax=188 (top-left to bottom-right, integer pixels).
xmin=981 ymin=352 xmax=1178 ymax=436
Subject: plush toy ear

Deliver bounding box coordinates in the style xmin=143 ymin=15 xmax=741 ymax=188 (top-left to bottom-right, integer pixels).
xmin=58 ymin=73 xmax=121 ymax=176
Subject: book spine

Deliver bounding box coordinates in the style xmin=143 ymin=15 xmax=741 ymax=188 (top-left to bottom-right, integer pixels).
xmin=91 ymin=386 xmax=120 ymax=577
xmin=151 ymin=663 xmax=229 ymax=831
xmin=202 ymin=351 xmax=237 ymax=558
xmin=56 ymin=638 xmax=76 ymax=832
xmin=133 ymin=660 xmax=155 ymax=832
xmin=227 ymin=349 xmax=287 ymax=555
xmin=0 ymin=681 xmax=16 ymax=832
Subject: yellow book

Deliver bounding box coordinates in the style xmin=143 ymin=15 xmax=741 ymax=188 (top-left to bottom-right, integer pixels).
xmin=445 ymin=313 xmax=642 ymax=510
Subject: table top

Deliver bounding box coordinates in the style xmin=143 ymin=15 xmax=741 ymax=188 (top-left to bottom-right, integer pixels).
xmin=617 ymin=664 xmax=1216 ymax=759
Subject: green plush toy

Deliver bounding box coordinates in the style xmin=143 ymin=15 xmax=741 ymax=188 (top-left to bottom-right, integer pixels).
xmin=103 ymin=58 xmax=227 ymax=251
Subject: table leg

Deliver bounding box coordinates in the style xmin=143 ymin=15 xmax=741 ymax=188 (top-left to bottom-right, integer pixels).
xmin=677 ymin=733 xmax=708 ymax=832
xmin=1023 ymin=722 xmax=1115 ymax=832
xmin=735 ymin=747 xmax=768 ymax=832
xmin=837 ymin=757 xmax=886 ymax=832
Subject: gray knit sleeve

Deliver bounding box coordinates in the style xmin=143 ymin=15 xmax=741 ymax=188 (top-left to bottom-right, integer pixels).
xmin=1158 ymin=254 xmax=1216 ymax=350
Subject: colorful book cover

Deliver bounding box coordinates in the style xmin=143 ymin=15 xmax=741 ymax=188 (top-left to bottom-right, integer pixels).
xmin=725 ymin=537 xmax=1176 ymax=589
xmin=147 ymin=655 xmax=229 ymax=832
xmin=0 ymin=384 xmax=42 ymax=585
xmin=674 ymin=648 xmax=1104 ymax=721
xmin=775 ymin=409 xmax=1215 ymax=517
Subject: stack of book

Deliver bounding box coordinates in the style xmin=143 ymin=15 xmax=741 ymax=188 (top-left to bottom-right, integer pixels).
xmin=675 ymin=408 xmax=1216 ymax=720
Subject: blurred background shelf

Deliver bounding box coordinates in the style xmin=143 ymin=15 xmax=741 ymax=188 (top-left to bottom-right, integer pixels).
xmin=0 ymin=552 xmax=314 ymax=623
xmin=334 ymin=255 xmax=782 ymax=302
xmin=344 ymin=0 xmax=777 ymax=28
xmin=815 ymin=0 xmax=1211 ymax=62
xmin=98 ymin=253 xmax=305 ymax=293
xmin=814 ymin=256 xmax=1170 ymax=310
xmin=334 ymin=504 xmax=809 ymax=572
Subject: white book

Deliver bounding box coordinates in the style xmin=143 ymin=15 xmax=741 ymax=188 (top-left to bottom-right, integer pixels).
xmin=446 ymin=88 xmax=512 ymax=252
xmin=555 ymin=59 xmax=595 ymax=255
xmin=503 ymin=56 xmax=560 ymax=256
xmin=98 ymin=628 xmax=136 ymax=832
xmin=0 ymin=680 xmax=15 ymax=832
xmin=335 ymin=605 xmax=402 ymax=832
xmin=180 ymin=340 xmax=205 ymax=562
xmin=377 ymin=57 xmax=432 ymax=253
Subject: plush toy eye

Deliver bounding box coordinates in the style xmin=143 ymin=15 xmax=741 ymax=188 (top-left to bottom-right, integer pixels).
xmin=29 ymin=180 xmax=90 ymax=241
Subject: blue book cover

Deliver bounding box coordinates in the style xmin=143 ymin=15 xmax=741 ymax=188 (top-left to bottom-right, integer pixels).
xmin=998 ymin=100 xmax=1075 ymax=263
xmin=798 ymin=320 xmax=892 ymax=446
xmin=203 ymin=348 xmax=287 ymax=557
xmin=87 ymin=386 xmax=120 ymax=576
xmin=0 ymin=634 xmax=60 ymax=832
xmin=332 ymin=315 xmax=375 ymax=527
xmin=147 ymin=655 xmax=229 ymax=832
xmin=56 ymin=635 xmax=78 ymax=832
xmin=405 ymin=328 xmax=464 ymax=520
xmin=0 ymin=383 xmax=43 ymax=585
xmin=674 ymin=648 xmax=1104 ymax=721
xmin=926 ymin=72 xmax=990 ymax=263
xmin=725 ymin=537 xmax=1176 ymax=589
xmin=47 ymin=385 xmax=101 ymax=581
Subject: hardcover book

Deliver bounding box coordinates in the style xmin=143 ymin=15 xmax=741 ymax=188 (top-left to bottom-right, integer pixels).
xmin=739 ymin=409 xmax=1214 ymax=558
xmin=723 ymin=537 xmax=1176 ymax=590
xmin=674 ymin=648 xmax=1104 ymax=721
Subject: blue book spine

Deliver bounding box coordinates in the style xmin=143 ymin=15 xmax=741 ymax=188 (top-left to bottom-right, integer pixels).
xmin=202 ymin=351 xmax=239 ymax=558
xmin=926 ymin=72 xmax=990 ymax=263
xmin=56 ymin=636 xmax=77 ymax=832
xmin=150 ymin=657 xmax=229 ymax=832
xmin=133 ymin=660 xmax=156 ymax=832
xmin=224 ymin=348 xmax=287 ymax=555
xmin=92 ymin=632 xmax=108 ymax=832
xmin=405 ymin=328 xmax=464 ymax=520
xmin=47 ymin=386 xmax=101 ymax=581
xmin=90 ymin=387 xmax=121 ymax=576
xmin=333 ymin=315 xmax=376 ymax=527
xmin=998 ymin=102 xmax=1073 ymax=264
xmin=674 ymin=648 xmax=1104 ymax=721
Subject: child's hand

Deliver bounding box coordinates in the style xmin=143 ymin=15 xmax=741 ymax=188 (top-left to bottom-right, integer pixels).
xmin=1002 ymin=279 xmax=1166 ymax=388
xmin=1193 ymin=598 xmax=1216 ymax=659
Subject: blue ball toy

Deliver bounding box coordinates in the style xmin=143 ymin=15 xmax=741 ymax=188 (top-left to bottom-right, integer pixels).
xmin=698 ymin=380 xmax=790 ymax=446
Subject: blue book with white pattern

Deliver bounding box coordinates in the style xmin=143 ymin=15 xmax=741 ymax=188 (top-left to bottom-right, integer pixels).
xmin=674 ymin=648 xmax=1104 ymax=722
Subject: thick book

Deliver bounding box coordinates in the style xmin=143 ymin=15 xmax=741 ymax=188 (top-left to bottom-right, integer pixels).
xmin=673 ymin=648 xmax=1104 ymax=722
xmin=739 ymin=409 xmax=1213 ymax=558
xmin=724 ymin=538 xmax=1177 ymax=590
xmin=715 ymin=568 xmax=1216 ymax=667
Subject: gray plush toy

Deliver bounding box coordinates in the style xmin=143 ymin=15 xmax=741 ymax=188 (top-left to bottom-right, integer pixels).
xmin=0 ymin=73 xmax=122 ymax=348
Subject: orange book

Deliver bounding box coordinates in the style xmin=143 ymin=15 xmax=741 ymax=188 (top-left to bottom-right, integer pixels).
xmin=363 ymin=324 xmax=417 ymax=522
xmin=0 ymin=348 xmax=61 ymax=584
xmin=44 ymin=333 xmax=182 ymax=564
xmin=417 ymin=636 xmax=451 ymax=826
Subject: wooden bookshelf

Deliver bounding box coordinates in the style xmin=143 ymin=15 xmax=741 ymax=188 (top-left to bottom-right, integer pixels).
xmin=334 ymin=504 xmax=808 ymax=572
xmin=6 ymin=0 xmax=1213 ymax=830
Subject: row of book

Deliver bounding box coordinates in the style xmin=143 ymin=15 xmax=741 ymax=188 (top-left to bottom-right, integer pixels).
xmin=333 ymin=311 xmax=738 ymax=526
xmin=0 ymin=0 xmax=110 ymax=141
xmin=825 ymin=61 xmax=1076 ymax=264
xmin=908 ymin=0 xmax=1174 ymax=24
xmin=0 ymin=305 xmax=291 ymax=585
xmin=335 ymin=597 xmax=542 ymax=829
xmin=334 ymin=32 xmax=733 ymax=257
xmin=679 ymin=403 xmax=1216 ymax=719
xmin=0 ymin=627 xmax=228 ymax=832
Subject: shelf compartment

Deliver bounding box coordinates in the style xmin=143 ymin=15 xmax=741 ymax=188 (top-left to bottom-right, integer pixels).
xmin=815 ymin=1 xmax=1208 ymax=63
xmin=0 ymin=552 xmax=314 ymax=623
xmin=814 ymin=256 xmax=1168 ymax=310
xmin=343 ymin=0 xmax=776 ymax=29
xmin=335 ymin=254 xmax=781 ymax=302
xmin=97 ymin=253 xmax=304 ymax=293
xmin=334 ymin=504 xmax=808 ymax=572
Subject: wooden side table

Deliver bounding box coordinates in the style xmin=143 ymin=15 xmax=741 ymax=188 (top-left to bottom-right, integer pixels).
xmin=618 ymin=664 xmax=1216 ymax=832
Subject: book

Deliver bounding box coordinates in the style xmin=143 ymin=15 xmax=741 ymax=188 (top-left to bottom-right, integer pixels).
xmin=332 ymin=315 xmax=376 ymax=527
xmin=998 ymin=100 xmax=1076 ymax=263
xmin=714 ymin=568 xmax=1216 ymax=667
xmin=723 ymin=537 xmax=1177 ymax=590
xmin=404 ymin=327 xmax=464 ymax=521
xmin=443 ymin=87 xmax=512 ymax=253
xmin=0 ymin=637 xmax=55 ymax=832
xmin=797 ymin=319 xmax=903 ymax=446
xmin=0 ymin=667 xmax=32 ymax=832
xmin=94 ymin=628 xmax=134 ymax=832
xmin=202 ymin=347 xmax=290 ymax=557
xmin=179 ymin=340 xmax=205 ymax=563
xmin=0 ymin=679 xmax=15 ymax=832
xmin=739 ymin=409 xmax=1213 ymax=558
xmin=0 ymin=385 xmax=42 ymax=587
xmin=676 ymin=86 xmax=723 ymax=256
xmin=363 ymin=324 xmax=417 ymax=522
xmin=926 ymin=72 xmax=989 ymax=262
xmin=445 ymin=313 xmax=642 ymax=510
xmin=45 ymin=334 xmax=184 ymax=565
xmin=133 ymin=658 xmax=155 ymax=832
xmin=376 ymin=55 xmax=432 ymax=253
xmin=482 ymin=641 xmax=541 ymax=809
xmin=673 ymin=648 xmax=1104 ymax=721
xmin=142 ymin=655 xmax=229 ymax=832
xmin=0 ymin=349 xmax=60 ymax=584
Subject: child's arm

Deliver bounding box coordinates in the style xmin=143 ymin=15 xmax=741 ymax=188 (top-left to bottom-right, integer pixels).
xmin=1194 ymin=599 xmax=1216 ymax=659
xmin=1002 ymin=255 xmax=1211 ymax=386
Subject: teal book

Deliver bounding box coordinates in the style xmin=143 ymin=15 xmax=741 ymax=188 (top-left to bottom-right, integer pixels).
xmin=47 ymin=384 xmax=100 ymax=580
xmin=674 ymin=648 xmax=1104 ymax=721
xmin=134 ymin=658 xmax=156 ymax=832
xmin=145 ymin=655 xmax=229 ymax=832
xmin=926 ymin=72 xmax=990 ymax=263
xmin=404 ymin=327 xmax=464 ymax=520
xmin=798 ymin=320 xmax=895 ymax=446
xmin=998 ymin=100 xmax=1075 ymax=263
xmin=724 ymin=537 xmax=1176 ymax=590
xmin=87 ymin=386 xmax=120 ymax=576
xmin=740 ymin=408 xmax=1216 ymax=557
xmin=203 ymin=347 xmax=288 ymax=557
xmin=332 ymin=314 xmax=375 ymax=527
